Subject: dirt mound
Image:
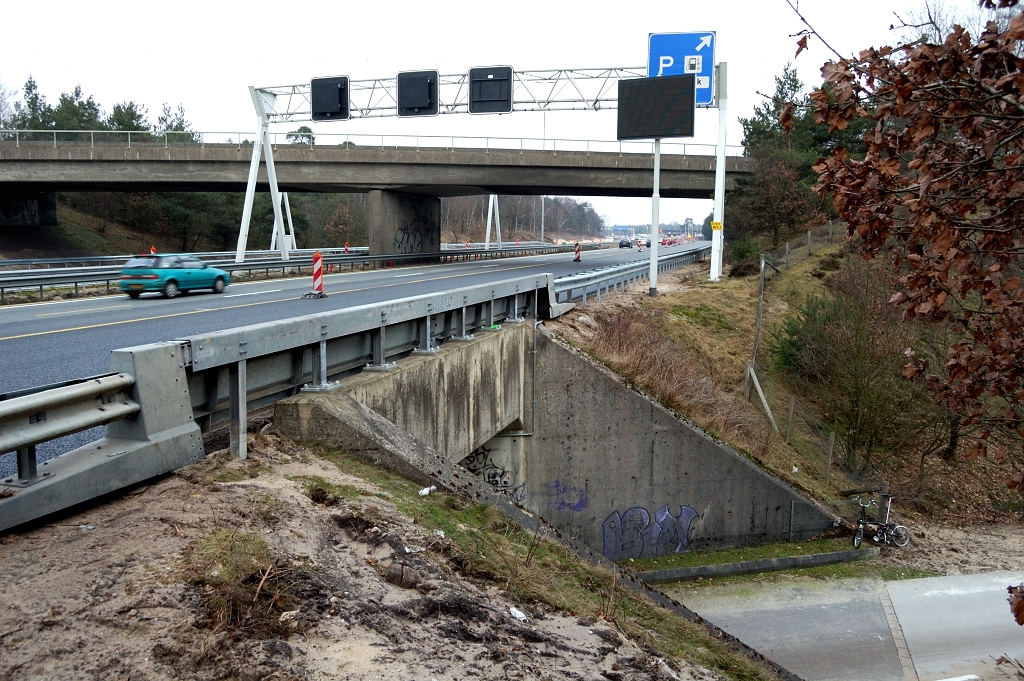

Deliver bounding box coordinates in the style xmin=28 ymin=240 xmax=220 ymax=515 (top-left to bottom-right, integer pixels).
xmin=0 ymin=435 xmax=723 ymax=681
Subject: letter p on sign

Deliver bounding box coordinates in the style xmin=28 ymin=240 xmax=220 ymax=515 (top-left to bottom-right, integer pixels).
xmin=657 ymin=56 xmax=674 ymax=76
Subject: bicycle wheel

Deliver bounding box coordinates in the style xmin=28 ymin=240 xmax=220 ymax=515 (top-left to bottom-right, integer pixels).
xmin=853 ymin=526 xmax=864 ymax=549
xmin=891 ymin=525 xmax=911 ymax=547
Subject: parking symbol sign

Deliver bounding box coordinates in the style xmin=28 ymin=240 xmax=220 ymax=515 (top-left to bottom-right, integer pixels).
xmin=648 ymin=32 xmax=717 ymax=106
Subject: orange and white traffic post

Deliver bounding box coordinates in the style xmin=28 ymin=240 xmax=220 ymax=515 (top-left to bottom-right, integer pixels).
xmin=303 ymin=250 xmax=328 ymax=299
xmin=573 ymin=241 xmax=581 ymax=262
xmin=344 ymin=241 xmax=350 ymax=254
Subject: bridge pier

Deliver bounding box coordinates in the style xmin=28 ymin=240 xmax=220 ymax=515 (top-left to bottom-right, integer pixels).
xmin=367 ymin=190 xmax=440 ymax=257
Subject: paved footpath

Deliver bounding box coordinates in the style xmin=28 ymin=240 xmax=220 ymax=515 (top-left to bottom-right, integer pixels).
xmin=669 ymin=570 xmax=1024 ymax=681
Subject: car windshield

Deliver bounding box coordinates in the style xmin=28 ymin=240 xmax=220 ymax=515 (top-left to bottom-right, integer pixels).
xmin=124 ymin=256 xmax=159 ymax=268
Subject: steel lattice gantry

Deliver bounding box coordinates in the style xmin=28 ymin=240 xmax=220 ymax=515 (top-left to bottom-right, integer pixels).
xmin=235 ymin=67 xmax=654 ymax=262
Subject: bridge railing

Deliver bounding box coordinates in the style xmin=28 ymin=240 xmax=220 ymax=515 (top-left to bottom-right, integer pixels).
xmin=0 ymin=273 xmax=562 ymax=531
xmin=0 ymin=242 xmax=713 ymax=529
xmin=0 ymin=128 xmax=747 ymax=157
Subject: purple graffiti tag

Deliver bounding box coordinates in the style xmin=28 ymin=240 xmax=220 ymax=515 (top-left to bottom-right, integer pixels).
xmin=601 ymin=507 xmax=651 ymax=561
xmin=651 ymin=505 xmax=700 ymax=554
xmin=601 ymin=504 xmax=702 ymax=560
xmin=546 ymin=479 xmax=588 ymax=512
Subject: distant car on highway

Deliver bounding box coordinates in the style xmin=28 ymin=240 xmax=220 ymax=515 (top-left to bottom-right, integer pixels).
xmin=119 ymin=254 xmax=231 ymax=299
xmin=618 ymin=238 xmax=633 ymax=248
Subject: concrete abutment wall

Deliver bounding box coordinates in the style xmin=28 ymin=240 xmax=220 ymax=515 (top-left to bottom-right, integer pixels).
xmin=275 ymin=324 xmax=834 ymax=562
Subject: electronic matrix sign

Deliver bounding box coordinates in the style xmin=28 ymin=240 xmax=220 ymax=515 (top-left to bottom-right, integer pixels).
xmin=310 ymin=76 xmax=350 ymax=121
xmin=616 ymin=74 xmax=695 ymax=140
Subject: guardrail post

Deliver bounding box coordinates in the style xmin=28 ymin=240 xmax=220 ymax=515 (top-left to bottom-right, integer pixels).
xmin=312 ymin=340 xmax=328 ymax=387
xmin=366 ymin=312 xmax=397 ymax=370
xmin=454 ymin=304 xmax=474 ymax=341
xmin=17 ymin=445 xmax=38 ymax=483
xmin=229 ymin=360 xmax=247 ymax=459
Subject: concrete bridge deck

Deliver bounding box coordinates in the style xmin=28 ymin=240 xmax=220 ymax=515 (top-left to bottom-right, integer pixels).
xmin=0 ymin=142 xmax=753 ymax=199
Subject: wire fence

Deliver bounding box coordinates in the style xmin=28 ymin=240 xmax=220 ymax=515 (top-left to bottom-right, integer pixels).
xmin=748 ymin=363 xmax=884 ymax=492
xmin=761 ymin=221 xmax=845 ymax=281
xmin=743 ymin=219 xmax=887 ymax=502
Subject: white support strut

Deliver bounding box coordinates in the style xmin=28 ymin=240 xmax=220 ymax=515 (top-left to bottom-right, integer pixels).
xmin=710 ymin=63 xmax=728 ymax=281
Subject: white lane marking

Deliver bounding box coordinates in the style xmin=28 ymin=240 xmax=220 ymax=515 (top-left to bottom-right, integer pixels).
xmin=394 ymin=273 xmax=418 ymax=278
xmin=37 ymin=304 xmax=131 ymax=317
xmin=933 ymin=676 xmax=979 ymax=681
xmin=223 ymin=289 xmax=281 ymax=298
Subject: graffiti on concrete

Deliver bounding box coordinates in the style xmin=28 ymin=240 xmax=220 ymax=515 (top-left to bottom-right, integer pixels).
xmin=601 ymin=504 xmax=703 ymax=561
xmin=545 ymin=479 xmax=588 ymax=512
xmin=394 ymin=227 xmax=423 ymax=254
xmin=458 ymin=445 xmax=524 ymax=500
xmin=0 ymin=199 xmax=41 ymax=226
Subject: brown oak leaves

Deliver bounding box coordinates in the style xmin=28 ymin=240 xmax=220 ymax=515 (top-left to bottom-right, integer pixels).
xmin=802 ymin=13 xmax=1024 ymax=464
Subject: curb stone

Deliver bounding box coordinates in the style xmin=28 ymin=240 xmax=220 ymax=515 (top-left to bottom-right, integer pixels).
xmin=636 ymin=548 xmax=881 ymax=584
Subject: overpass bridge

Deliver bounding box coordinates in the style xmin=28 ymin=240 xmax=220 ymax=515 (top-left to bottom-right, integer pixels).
xmin=0 ymin=134 xmax=751 ymax=198
xmin=0 ymin=132 xmax=752 ymax=255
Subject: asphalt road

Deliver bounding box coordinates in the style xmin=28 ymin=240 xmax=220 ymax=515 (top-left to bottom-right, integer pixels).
xmin=672 ymin=570 xmax=1024 ymax=681
xmin=0 ymin=242 xmax=705 ymax=394
xmin=0 ymin=241 xmax=707 ymax=475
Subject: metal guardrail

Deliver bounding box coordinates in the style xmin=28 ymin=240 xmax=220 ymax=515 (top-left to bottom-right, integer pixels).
xmin=0 ymin=273 xmax=569 ymax=530
xmin=0 ymin=247 xmax=365 ymax=270
xmin=0 ymin=128 xmax=747 ymax=158
xmin=0 ymin=242 xmax=553 ymax=270
xmin=0 ymin=243 xmax=592 ymax=301
xmin=554 ymin=245 xmax=711 ymax=306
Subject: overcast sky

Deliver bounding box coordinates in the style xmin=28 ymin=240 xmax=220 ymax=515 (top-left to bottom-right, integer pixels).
xmin=0 ymin=0 xmax=980 ymax=225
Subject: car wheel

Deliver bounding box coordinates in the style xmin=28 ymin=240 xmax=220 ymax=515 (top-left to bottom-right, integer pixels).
xmin=213 ymin=277 xmax=226 ymax=294
xmin=128 ymin=291 xmax=141 ymax=299
xmin=163 ymin=280 xmax=180 ymax=299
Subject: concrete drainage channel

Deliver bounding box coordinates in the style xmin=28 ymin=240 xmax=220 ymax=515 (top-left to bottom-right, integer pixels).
xmin=635 ymin=548 xmax=880 ymax=584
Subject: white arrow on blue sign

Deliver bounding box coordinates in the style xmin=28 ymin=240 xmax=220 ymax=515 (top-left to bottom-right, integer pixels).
xmin=648 ymin=32 xmax=717 ymax=106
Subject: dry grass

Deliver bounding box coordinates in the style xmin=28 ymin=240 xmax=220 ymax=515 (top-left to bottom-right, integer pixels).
xmin=581 ymin=305 xmax=773 ymax=456
xmin=547 ymin=261 xmax=868 ymax=506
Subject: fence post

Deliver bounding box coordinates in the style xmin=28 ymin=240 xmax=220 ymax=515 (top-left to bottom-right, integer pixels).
xmin=826 ymin=431 xmax=835 ymax=484
xmin=785 ymin=396 xmax=795 ymax=443
xmin=785 ymin=241 xmax=790 ymax=268
xmin=807 ymin=230 xmax=812 ymax=256
xmin=744 ymin=361 xmax=753 ymax=401
xmin=829 ymin=221 xmax=833 ymax=243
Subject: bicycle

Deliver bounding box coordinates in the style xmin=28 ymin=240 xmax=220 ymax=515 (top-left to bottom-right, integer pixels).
xmin=851 ymin=493 xmax=910 ymax=548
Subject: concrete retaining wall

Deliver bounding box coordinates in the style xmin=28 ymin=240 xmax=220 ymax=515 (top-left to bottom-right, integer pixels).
xmin=505 ymin=330 xmax=833 ymax=558
xmin=277 ymin=324 xmax=527 ymax=462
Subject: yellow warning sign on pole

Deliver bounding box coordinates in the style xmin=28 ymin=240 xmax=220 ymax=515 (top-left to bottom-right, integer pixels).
xmin=711 ymin=221 xmax=723 ymax=231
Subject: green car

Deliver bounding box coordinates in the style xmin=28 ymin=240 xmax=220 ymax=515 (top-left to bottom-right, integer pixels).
xmin=119 ymin=254 xmax=231 ymax=299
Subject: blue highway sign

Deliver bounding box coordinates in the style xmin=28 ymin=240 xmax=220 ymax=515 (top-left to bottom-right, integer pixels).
xmin=648 ymin=32 xmax=716 ymax=106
